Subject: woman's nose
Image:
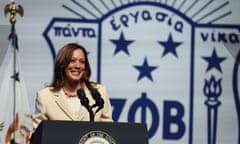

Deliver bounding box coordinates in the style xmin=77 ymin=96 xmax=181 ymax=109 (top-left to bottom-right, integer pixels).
xmin=74 ymin=61 xmax=81 ymax=67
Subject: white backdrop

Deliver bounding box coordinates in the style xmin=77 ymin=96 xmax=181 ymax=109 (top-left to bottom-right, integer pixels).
xmin=0 ymin=0 xmax=240 ymax=144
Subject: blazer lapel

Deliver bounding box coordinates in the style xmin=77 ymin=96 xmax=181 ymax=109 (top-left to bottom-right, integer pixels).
xmin=54 ymin=90 xmax=76 ymax=120
xmin=77 ymin=104 xmax=89 ymax=120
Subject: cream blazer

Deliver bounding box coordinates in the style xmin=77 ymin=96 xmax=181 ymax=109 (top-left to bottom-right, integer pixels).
xmin=33 ymin=84 xmax=112 ymax=129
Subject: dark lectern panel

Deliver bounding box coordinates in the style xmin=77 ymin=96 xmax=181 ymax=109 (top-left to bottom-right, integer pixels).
xmin=30 ymin=120 xmax=149 ymax=144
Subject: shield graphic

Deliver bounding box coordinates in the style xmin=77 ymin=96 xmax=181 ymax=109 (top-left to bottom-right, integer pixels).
xmin=43 ymin=1 xmax=240 ymax=144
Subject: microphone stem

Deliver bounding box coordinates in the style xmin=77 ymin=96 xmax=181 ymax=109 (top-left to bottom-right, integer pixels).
xmin=89 ymin=107 xmax=95 ymax=122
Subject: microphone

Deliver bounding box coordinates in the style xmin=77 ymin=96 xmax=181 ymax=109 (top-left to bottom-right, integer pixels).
xmin=91 ymin=89 xmax=104 ymax=114
xmin=77 ymin=89 xmax=90 ymax=110
xmin=77 ymin=88 xmax=94 ymax=121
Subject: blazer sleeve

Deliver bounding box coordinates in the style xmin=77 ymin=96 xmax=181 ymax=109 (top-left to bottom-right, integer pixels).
xmin=32 ymin=88 xmax=49 ymax=129
xmin=97 ymin=84 xmax=113 ymax=122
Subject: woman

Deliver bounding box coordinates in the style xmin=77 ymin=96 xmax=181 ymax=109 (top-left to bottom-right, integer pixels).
xmin=33 ymin=42 xmax=113 ymax=128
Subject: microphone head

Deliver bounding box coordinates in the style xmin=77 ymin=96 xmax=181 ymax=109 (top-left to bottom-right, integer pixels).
xmin=77 ymin=88 xmax=89 ymax=106
xmin=91 ymin=89 xmax=104 ymax=106
xmin=91 ymin=89 xmax=100 ymax=99
xmin=77 ymin=88 xmax=85 ymax=98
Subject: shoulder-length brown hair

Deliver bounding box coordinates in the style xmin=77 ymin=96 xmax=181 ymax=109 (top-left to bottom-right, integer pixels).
xmin=49 ymin=43 xmax=94 ymax=91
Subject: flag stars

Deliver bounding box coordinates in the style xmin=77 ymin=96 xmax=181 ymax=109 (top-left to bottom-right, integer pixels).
xmin=11 ymin=72 xmax=20 ymax=82
xmin=202 ymin=48 xmax=227 ymax=73
xmin=158 ymin=33 xmax=182 ymax=58
xmin=110 ymin=31 xmax=134 ymax=56
xmin=133 ymin=57 xmax=158 ymax=82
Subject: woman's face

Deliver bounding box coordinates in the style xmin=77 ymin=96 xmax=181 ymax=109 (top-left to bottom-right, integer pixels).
xmin=65 ymin=49 xmax=85 ymax=82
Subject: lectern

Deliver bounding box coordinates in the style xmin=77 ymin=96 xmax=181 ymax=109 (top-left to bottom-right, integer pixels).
xmin=30 ymin=120 xmax=149 ymax=144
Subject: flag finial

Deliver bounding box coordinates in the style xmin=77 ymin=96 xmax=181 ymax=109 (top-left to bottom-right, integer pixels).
xmin=4 ymin=0 xmax=24 ymax=24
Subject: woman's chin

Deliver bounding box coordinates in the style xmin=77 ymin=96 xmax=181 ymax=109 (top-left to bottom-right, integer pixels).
xmin=69 ymin=78 xmax=81 ymax=82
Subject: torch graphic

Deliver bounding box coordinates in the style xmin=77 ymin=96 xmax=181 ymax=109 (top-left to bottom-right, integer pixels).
xmin=203 ymin=75 xmax=222 ymax=144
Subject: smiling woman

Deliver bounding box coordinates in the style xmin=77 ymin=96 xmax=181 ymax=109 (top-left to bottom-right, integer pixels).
xmin=26 ymin=43 xmax=113 ymax=143
xmin=50 ymin=43 xmax=89 ymax=92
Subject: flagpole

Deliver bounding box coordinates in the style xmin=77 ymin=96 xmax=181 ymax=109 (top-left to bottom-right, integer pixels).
xmin=4 ymin=0 xmax=24 ymax=143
